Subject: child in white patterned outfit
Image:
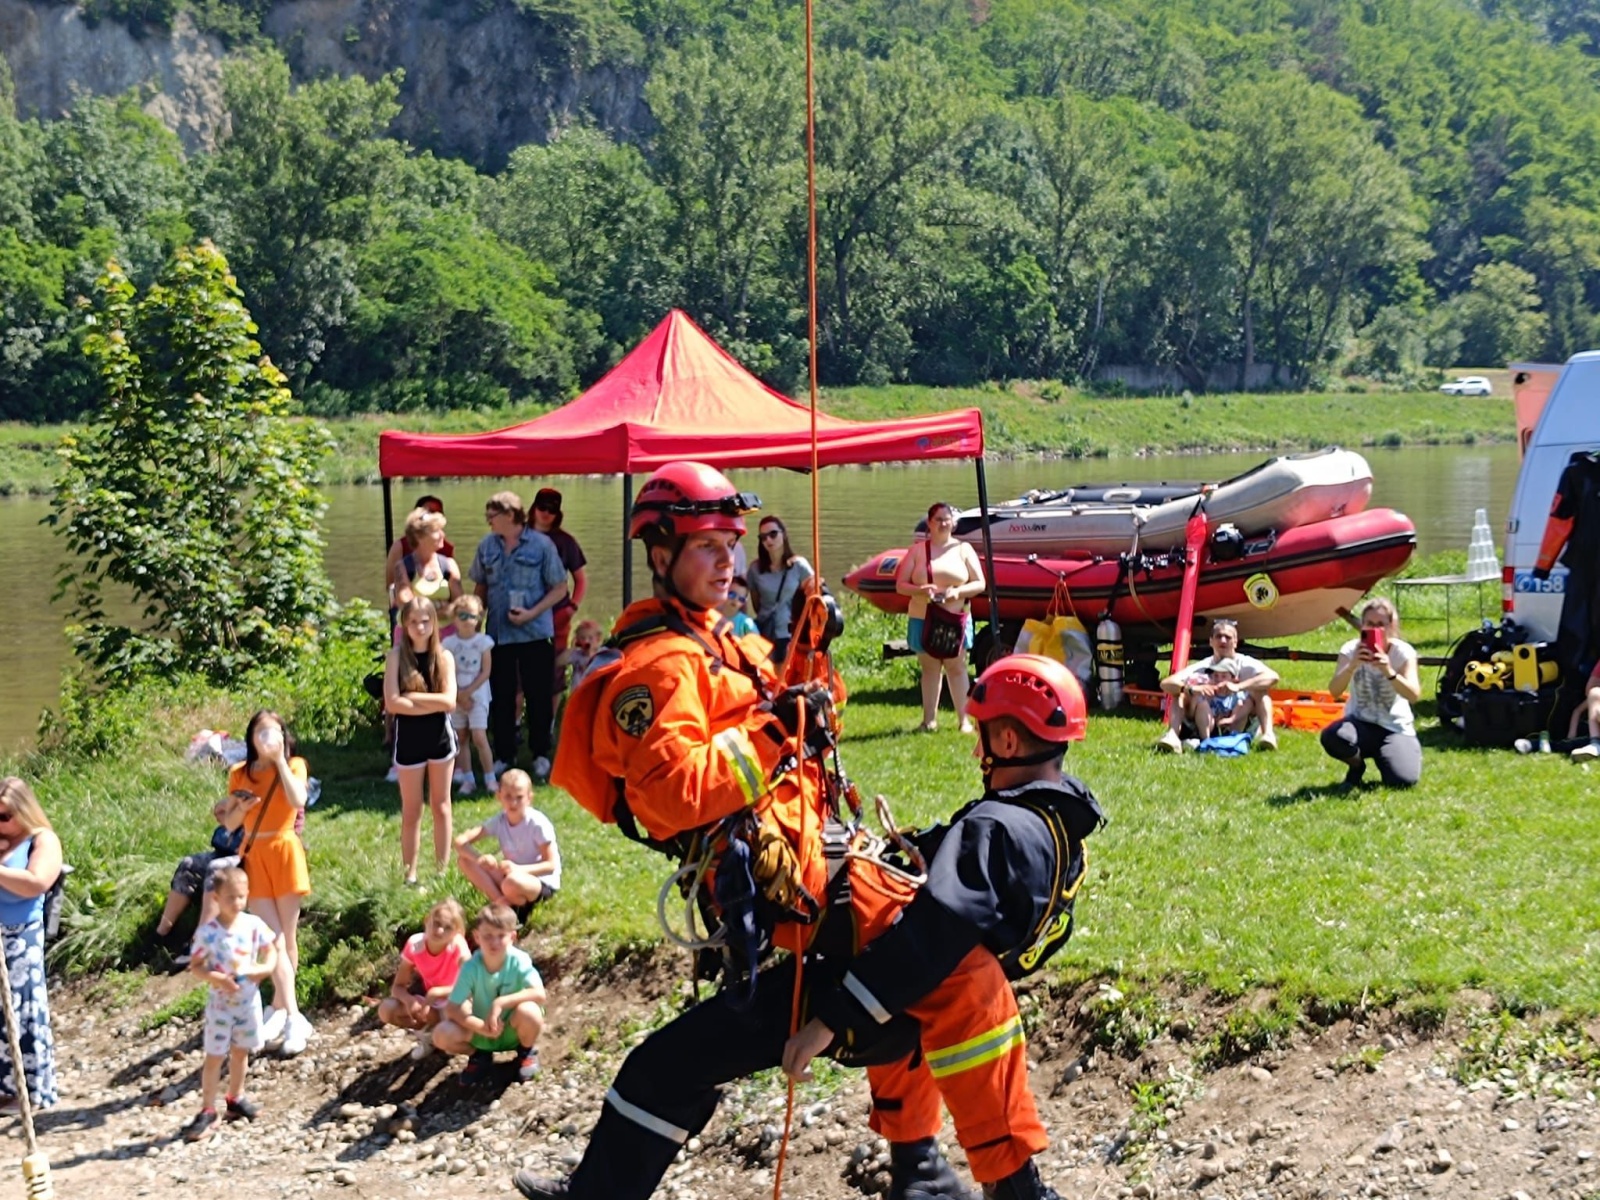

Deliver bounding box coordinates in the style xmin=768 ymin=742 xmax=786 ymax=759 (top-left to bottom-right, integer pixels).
xmin=445 ymin=596 xmax=496 ymax=794
xmin=183 ymin=866 xmax=278 ymax=1142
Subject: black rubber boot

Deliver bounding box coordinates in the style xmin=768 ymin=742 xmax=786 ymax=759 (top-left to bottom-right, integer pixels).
xmin=981 ymin=1158 xmax=1061 ymax=1200
xmin=888 ymin=1137 xmax=981 ymax=1200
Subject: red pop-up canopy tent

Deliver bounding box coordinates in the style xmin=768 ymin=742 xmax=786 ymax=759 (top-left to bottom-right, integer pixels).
xmin=378 ymin=309 xmax=996 ymax=604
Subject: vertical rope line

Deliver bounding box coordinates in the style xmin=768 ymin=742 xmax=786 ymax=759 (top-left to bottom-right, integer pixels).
xmin=805 ymin=0 xmax=821 ymax=565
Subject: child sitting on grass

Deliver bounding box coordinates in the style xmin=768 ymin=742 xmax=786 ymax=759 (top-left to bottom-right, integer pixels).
xmin=432 ymin=903 xmax=546 ymax=1086
xmin=444 ymin=596 xmax=496 ymax=794
xmin=455 ymin=769 xmax=561 ymax=923
xmin=183 ymin=866 xmax=278 ymax=1142
xmin=154 ymin=788 xmax=252 ymax=962
xmin=378 ymin=897 xmax=471 ymax=1060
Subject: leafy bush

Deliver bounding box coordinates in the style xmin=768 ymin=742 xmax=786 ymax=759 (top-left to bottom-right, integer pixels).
xmin=52 ymin=244 xmax=335 ymax=683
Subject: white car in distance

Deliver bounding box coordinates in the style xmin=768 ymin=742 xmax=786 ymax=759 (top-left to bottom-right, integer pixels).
xmin=1439 ymin=374 xmax=1493 ymax=396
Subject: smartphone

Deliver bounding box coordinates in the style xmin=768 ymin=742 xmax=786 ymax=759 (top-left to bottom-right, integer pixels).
xmin=1360 ymin=626 xmax=1386 ymax=654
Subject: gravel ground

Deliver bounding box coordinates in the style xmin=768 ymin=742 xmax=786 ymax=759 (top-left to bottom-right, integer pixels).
xmin=9 ymin=959 xmax=1600 ymax=1200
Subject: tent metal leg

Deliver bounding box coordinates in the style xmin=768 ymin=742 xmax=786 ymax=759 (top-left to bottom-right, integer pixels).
xmin=382 ymin=477 xmax=395 ymax=634
xmin=622 ymin=473 xmax=634 ymax=607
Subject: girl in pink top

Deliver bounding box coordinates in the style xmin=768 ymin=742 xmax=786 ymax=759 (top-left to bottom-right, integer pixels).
xmin=378 ymin=898 xmax=471 ymax=1059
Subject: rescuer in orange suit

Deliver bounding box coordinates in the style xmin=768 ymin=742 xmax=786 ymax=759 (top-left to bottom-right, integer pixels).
xmin=783 ymin=654 xmax=1106 ymax=1200
xmin=515 ymin=461 xmax=1030 ymax=1200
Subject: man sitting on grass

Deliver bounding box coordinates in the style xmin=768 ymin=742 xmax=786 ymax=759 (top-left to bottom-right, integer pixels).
xmin=431 ymin=903 xmax=545 ymax=1086
xmin=1155 ymin=618 xmax=1279 ymax=753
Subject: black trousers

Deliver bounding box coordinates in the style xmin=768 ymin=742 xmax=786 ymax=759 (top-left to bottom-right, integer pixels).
xmin=1320 ymin=716 xmax=1422 ymax=787
xmin=566 ymin=960 xmax=812 ymax=1200
xmin=490 ymin=638 xmax=555 ymax=763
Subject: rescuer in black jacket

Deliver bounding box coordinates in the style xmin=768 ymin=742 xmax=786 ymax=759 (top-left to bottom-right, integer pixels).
xmin=783 ymin=653 xmax=1106 ymax=1200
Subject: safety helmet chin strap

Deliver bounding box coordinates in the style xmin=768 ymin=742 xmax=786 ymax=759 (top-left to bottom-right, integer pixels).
xmin=977 ymin=727 xmax=1066 ymax=788
xmin=647 ymin=530 xmax=711 ymax=613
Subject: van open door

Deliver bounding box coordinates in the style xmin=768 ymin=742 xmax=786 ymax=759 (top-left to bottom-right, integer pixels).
xmin=1509 ymin=362 xmax=1563 ymax=460
xmin=1503 ymin=352 xmax=1600 ymax=640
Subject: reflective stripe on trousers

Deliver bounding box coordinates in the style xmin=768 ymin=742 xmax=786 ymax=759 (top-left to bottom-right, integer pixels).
xmin=867 ymin=947 xmax=1047 ymax=1183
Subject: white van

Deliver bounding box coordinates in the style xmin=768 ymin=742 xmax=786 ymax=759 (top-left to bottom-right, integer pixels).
xmin=1503 ymin=350 xmax=1600 ymax=639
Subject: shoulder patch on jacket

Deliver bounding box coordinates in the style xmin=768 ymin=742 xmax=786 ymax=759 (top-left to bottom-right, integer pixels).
xmin=612 ymin=685 xmax=655 ymax=737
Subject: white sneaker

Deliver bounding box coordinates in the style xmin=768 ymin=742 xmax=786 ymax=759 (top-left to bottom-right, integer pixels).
xmin=385 ymin=764 xmax=400 ymax=783
xmin=410 ymin=1029 xmax=435 ymax=1060
xmin=279 ymin=1011 xmax=314 ymax=1057
xmin=457 ymin=776 xmax=475 ymax=796
xmin=492 ymin=760 xmax=509 ymax=777
xmin=453 ymin=770 xmax=471 ymax=788
xmin=1182 ymin=738 xmax=1202 ymax=752
xmin=532 ymin=756 xmax=551 ymax=780
xmin=261 ymin=1006 xmax=289 ymax=1045
xmin=1155 ymin=728 xmax=1183 ymax=754
xmin=1572 ymin=740 xmax=1600 ymax=761
xmin=482 ymin=772 xmax=498 ymax=792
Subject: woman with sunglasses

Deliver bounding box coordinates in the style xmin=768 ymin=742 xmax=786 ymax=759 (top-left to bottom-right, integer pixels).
xmin=750 ymin=517 xmax=814 ymax=663
xmin=0 ymin=777 xmax=62 ymax=1112
xmin=896 ymin=501 xmax=986 ymax=733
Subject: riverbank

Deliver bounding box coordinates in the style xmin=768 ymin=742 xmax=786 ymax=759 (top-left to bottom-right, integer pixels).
xmin=0 ymin=384 xmax=1513 ymax=496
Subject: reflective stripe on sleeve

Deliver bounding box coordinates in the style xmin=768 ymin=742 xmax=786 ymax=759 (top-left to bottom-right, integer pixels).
xmin=605 ymin=1087 xmax=690 ymax=1144
xmin=924 ymin=1015 xmax=1025 ymax=1079
xmin=843 ymin=971 xmax=894 ymax=1025
xmin=713 ymin=728 xmax=764 ymax=805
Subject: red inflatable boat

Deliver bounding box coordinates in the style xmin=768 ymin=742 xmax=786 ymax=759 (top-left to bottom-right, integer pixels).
xmin=843 ymin=508 xmax=1417 ymax=639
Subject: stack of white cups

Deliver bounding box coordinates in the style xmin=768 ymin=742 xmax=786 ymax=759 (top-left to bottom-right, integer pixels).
xmin=1465 ymin=507 xmax=1499 ymax=582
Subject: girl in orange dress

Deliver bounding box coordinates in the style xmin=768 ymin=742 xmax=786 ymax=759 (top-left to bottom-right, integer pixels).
xmin=229 ymin=710 xmax=313 ymax=1056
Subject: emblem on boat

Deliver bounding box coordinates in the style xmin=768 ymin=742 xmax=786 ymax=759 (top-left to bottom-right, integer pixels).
xmin=1245 ymin=572 xmax=1280 ymax=609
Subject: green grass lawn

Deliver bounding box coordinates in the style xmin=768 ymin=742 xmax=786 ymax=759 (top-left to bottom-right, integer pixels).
xmin=29 ymin=557 xmax=1597 ymax=1018
xmin=0 ymin=383 xmax=1513 ymax=495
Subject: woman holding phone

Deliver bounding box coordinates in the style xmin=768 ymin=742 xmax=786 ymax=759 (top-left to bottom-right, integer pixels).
xmin=1322 ymin=597 xmax=1422 ymax=789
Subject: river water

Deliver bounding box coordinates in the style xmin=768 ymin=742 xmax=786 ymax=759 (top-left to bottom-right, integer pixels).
xmin=2 ymin=443 xmax=1521 ymax=750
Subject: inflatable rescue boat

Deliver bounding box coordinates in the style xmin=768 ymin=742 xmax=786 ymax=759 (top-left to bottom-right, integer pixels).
xmin=941 ymin=447 xmax=1373 ymax=558
xmin=845 ymin=507 xmax=1416 ymax=640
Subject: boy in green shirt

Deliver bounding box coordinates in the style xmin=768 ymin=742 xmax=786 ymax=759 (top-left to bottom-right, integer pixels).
xmin=433 ymin=903 xmax=546 ymax=1085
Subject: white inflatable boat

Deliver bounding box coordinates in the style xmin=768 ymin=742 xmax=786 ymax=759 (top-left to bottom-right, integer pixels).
xmin=946 ymin=447 xmax=1373 ymax=557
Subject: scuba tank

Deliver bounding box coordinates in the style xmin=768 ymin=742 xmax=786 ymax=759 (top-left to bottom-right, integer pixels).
xmin=1094 ymin=617 xmax=1124 ymax=710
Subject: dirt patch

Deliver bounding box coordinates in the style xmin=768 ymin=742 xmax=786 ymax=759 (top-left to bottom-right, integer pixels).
xmin=10 ymin=951 xmax=1600 ymax=1199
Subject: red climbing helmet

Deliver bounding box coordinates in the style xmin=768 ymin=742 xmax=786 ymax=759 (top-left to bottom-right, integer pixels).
xmin=967 ymin=654 xmax=1088 ymax=743
xmin=629 ymin=462 xmax=761 ymax=540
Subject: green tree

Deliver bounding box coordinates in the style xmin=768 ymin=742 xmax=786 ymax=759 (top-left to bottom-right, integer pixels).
xmin=1521 ymin=198 xmax=1600 ymax=359
xmin=315 ymin=216 xmax=597 ymax=411
xmin=1443 ymin=260 xmax=1549 ymax=366
xmin=195 ymin=50 xmax=406 ymax=384
xmin=35 ymin=92 xmax=193 ymax=284
xmin=646 ymin=32 xmax=805 ymax=375
xmin=52 ymin=242 xmax=334 ymax=681
xmin=486 ymin=124 xmax=671 ymax=369
xmin=815 ymin=43 xmax=981 ymax=383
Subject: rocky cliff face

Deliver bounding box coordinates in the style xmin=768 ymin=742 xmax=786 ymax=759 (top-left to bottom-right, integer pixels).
xmin=0 ymin=0 xmax=227 ymax=149
xmin=0 ymin=0 xmax=649 ymax=166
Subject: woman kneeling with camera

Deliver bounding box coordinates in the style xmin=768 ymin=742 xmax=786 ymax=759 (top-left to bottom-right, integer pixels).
xmin=1323 ymin=597 xmax=1422 ymax=789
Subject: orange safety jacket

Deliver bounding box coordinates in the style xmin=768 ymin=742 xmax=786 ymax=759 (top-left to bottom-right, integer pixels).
xmin=551 ymin=596 xmax=911 ymax=955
